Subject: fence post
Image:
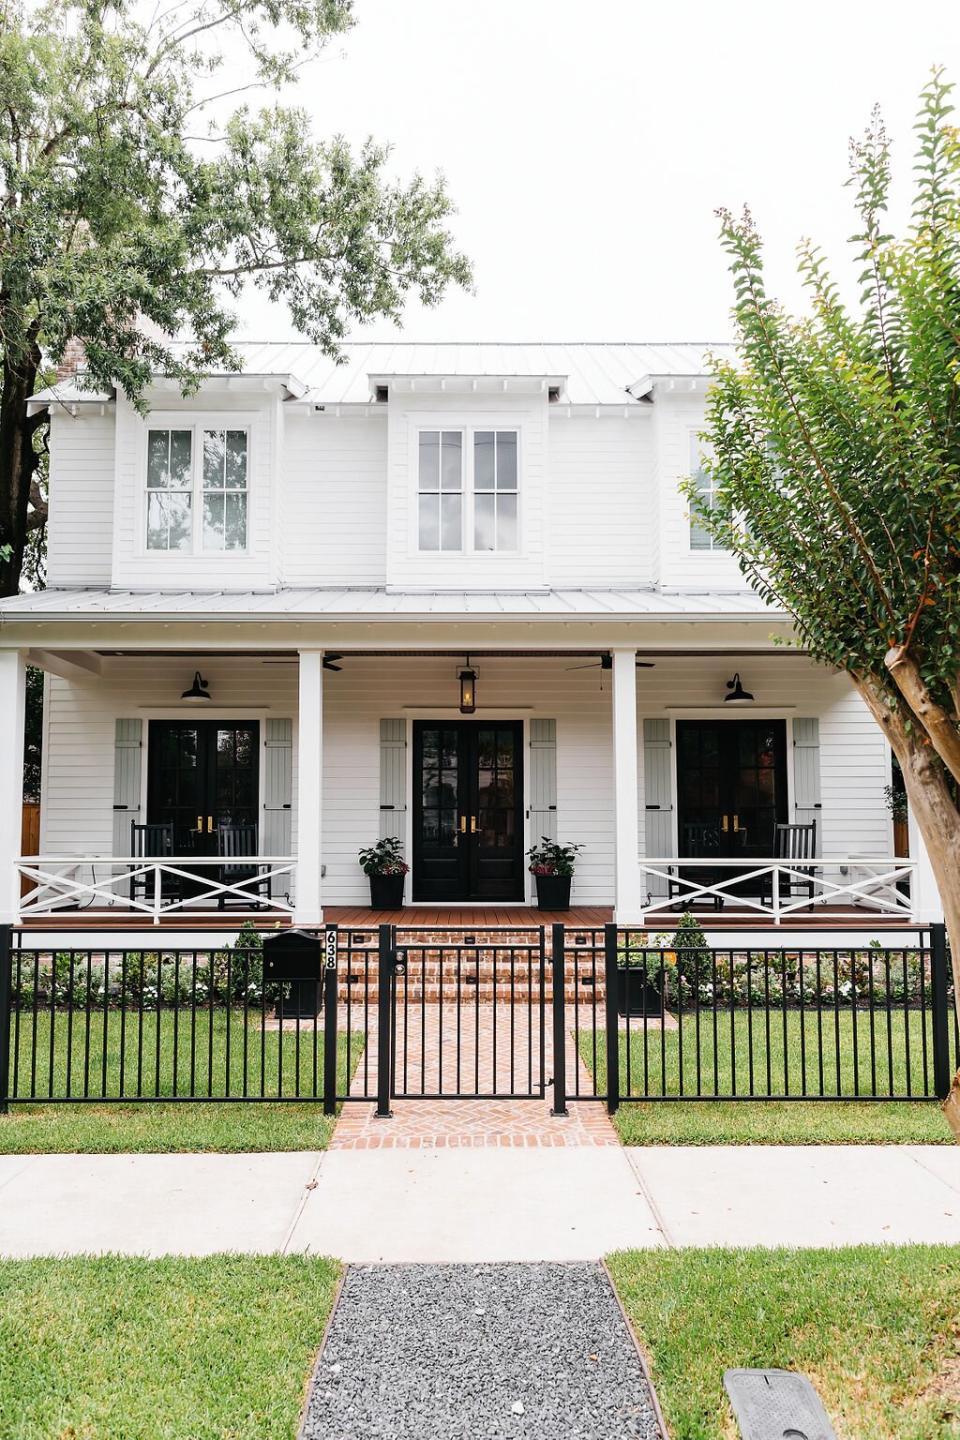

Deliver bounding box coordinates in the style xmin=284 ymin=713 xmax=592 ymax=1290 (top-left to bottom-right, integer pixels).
xmin=550 ymin=923 xmax=568 ymax=1116
xmin=604 ymin=923 xmax=621 ymax=1116
xmin=0 ymin=926 xmax=11 ymax=1114
xmin=375 ymin=924 xmax=393 ymax=1118
xmin=931 ymin=922 xmax=952 ymax=1101
xmin=322 ymin=925 xmax=339 ymax=1116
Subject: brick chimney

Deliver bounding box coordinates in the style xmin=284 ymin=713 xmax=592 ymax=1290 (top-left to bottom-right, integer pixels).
xmin=55 ymin=336 xmax=86 ymax=383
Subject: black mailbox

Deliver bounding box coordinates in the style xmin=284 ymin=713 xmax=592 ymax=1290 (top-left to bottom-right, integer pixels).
xmin=263 ymin=929 xmax=322 ymax=982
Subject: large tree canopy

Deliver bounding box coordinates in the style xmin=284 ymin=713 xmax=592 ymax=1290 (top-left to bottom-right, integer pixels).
xmin=0 ymin=0 xmax=471 ymax=594
xmin=692 ymin=69 xmax=960 ymax=1127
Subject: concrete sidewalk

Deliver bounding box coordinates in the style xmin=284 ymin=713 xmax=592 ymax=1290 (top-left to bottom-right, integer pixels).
xmin=2 ymin=1144 xmax=960 ymax=1260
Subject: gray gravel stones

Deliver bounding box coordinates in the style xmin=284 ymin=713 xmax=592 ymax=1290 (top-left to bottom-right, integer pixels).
xmin=299 ymin=1262 xmax=662 ymax=1439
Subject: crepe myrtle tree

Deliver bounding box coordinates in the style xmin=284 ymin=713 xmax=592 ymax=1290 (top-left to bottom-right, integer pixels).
xmin=0 ymin=0 xmax=472 ymax=595
xmin=688 ymin=69 xmax=960 ymax=1129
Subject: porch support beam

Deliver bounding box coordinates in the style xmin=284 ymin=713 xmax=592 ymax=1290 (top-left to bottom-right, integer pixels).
xmin=612 ymin=647 xmax=644 ymax=923
xmin=907 ymin=805 xmax=944 ymax=924
xmin=294 ymin=649 xmax=324 ymax=926
xmin=0 ymin=651 xmax=27 ymax=924
xmin=26 ymin=648 xmax=102 ymax=682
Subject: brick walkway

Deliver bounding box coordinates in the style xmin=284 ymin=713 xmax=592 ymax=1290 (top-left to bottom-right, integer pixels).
xmin=331 ymin=1003 xmax=619 ymax=1149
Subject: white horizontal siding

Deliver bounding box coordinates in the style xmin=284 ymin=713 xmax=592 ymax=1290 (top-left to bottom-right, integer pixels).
xmin=547 ymin=416 xmax=654 ymax=586
xmin=281 ymin=413 xmax=387 ymax=585
xmin=654 ymin=394 xmax=746 ymax=589
xmin=46 ymin=410 xmax=115 ymax=587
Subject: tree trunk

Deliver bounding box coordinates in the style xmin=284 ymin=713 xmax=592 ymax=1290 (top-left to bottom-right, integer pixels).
xmin=857 ymin=676 xmax=960 ymax=1139
xmin=0 ymin=348 xmax=40 ymax=598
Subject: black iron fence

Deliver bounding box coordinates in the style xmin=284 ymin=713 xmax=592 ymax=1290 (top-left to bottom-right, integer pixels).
xmin=0 ymin=922 xmax=955 ymax=1116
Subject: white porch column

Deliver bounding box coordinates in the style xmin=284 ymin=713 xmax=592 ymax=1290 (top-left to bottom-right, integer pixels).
xmin=612 ymin=648 xmax=644 ymax=923
xmin=0 ymin=650 xmax=26 ymax=925
xmin=907 ymin=805 xmax=944 ymax=924
xmin=294 ymin=649 xmax=324 ymax=926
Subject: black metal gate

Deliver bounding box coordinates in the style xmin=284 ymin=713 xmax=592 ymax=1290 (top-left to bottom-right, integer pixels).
xmin=380 ymin=926 xmax=547 ymax=1105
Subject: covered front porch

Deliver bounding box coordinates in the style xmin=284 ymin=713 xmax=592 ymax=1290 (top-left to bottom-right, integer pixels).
xmin=0 ymin=634 xmax=942 ymax=932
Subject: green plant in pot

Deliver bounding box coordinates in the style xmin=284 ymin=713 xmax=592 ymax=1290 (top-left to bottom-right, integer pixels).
xmin=527 ymin=836 xmax=583 ymax=911
xmin=358 ymin=836 xmax=409 ymax=910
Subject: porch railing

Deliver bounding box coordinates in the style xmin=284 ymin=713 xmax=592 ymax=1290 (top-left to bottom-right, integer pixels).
xmin=638 ymin=856 xmax=917 ymax=922
xmin=16 ymin=856 xmax=295 ymax=923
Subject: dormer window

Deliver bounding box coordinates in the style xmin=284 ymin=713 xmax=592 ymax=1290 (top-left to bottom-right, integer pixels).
xmin=417 ymin=427 xmax=520 ymax=554
xmin=145 ymin=424 xmax=248 ymax=553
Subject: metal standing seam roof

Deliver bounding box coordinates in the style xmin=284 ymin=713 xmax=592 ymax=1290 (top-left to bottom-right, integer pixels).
xmin=0 ymin=586 xmax=781 ymax=621
xmin=28 ymin=341 xmax=734 ymax=411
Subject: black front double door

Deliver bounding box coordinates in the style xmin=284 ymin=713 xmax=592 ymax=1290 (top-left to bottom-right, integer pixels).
xmin=413 ymin=721 xmax=524 ymax=902
xmin=676 ymin=719 xmax=788 ymax=886
xmin=147 ymin=720 xmax=260 ymax=857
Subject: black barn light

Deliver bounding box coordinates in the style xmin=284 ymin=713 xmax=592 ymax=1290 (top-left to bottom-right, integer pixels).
xmin=458 ymin=657 xmax=477 ymax=714
xmin=724 ymin=672 xmax=754 ymax=705
xmin=181 ymin=671 xmax=212 ymax=703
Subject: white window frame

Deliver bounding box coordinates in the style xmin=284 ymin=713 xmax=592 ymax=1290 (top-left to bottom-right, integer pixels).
xmin=140 ymin=414 xmax=252 ymax=558
xmin=688 ymin=433 xmax=727 ymax=554
xmin=414 ymin=424 xmax=522 ymax=556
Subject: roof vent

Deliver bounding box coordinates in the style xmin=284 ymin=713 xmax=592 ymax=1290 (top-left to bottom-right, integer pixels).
xmin=374 ymin=384 xmax=389 ymax=403
xmin=548 ymin=385 xmax=561 ymax=403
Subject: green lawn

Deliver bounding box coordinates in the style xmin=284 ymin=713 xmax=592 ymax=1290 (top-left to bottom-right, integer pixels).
xmin=2 ymin=1012 xmax=365 ymax=1151
xmin=579 ymin=1009 xmax=955 ymax=1143
xmin=607 ymin=1246 xmax=960 ymax=1440
xmin=0 ymin=1255 xmax=340 ymax=1440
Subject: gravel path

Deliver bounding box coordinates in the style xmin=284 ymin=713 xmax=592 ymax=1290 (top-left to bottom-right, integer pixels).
xmin=299 ymin=1262 xmax=663 ymax=1439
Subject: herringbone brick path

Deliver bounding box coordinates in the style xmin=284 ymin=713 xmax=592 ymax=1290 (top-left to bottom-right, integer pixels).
xmin=331 ymin=1003 xmax=619 ymax=1149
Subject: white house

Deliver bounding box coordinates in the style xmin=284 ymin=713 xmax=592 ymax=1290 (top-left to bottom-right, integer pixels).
xmin=0 ymin=342 xmax=937 ymax=930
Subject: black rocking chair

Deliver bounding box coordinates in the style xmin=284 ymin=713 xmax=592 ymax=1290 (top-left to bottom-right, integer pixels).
xmin=669 ymin=820 xmax=725 ymax=911
xmin=217 ymin=823 xmax=271 ymax=910
xmin=129 ymin=821 xmax=181 ymax=904
xmin=767 ymin=819 xmax=818 ymax=904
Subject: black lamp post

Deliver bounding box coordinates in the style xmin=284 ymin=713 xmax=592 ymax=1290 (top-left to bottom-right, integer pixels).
xmin=458 ymin=658 xmax=477 ymax=714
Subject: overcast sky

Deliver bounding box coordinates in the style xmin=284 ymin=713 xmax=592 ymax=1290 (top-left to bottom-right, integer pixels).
xmin=235 ymin=0 xmax=960 ymax=344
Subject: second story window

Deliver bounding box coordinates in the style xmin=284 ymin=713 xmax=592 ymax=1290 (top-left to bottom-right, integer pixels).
xmin=417 ymin=427 xmax=520 ymax=553
xmin=689 ymin=437 xmax=725 ymax=552
xmin=202 ymin=430 xmax=248 ymax=551
xmin=474 ymin=431 xmax=518 ymax=551
xmin=145 ymin=423 xmax=248 ymax=554
xmin=146 ymin=429 xmax=193 ymax=551
xmin=418 ymin=430 xmax=463 ymax=550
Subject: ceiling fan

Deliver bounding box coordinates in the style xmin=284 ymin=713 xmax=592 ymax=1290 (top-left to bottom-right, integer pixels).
xmin=566 ymin=652 xmax=655 ymax=671
xmin=261 ymin=654 xmax=344 ymax=671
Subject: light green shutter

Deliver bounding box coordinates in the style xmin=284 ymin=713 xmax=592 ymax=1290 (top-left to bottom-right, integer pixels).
xmin=379 ymin=719 xmax=407 ymax=844
xmin=643 ymin=719 xmax=673 ymax=896
xmin=112 ymin=719 xmax=142 ymax=856
xmin=793 ymin=717 xmax=821 ymax=851
xmin=530 ymin=719 xmax=558 ymax=842
xmin=263 ymin=718 xmax=293 ymax=855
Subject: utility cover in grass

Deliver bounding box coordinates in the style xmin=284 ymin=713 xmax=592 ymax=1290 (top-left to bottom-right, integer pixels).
xmin=300 ymin=1262 xmax=662 ymax=1439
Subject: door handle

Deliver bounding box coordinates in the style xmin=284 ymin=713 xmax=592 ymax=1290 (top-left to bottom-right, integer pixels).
xmin=196 ymin=814 xmax=204 ymax=833
xmin=721 ymin=814 xmax=729 ymax=833
xmin=459 ymin=815 xmax=467 ymax=833
xmin=207 ymin=815 xmax=214 ymax=833
xmin=471 ymin=816 xmax=478 ymax=833
xmin=732 ymin=814 xmax=740 ymax=833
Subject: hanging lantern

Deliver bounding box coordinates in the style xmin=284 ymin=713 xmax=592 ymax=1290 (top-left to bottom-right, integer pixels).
xmin=458 ymin=658 xmax=477 ymax=714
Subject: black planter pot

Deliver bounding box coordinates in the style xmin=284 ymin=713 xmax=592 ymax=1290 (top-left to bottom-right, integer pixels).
xmin=534 ymin=873 xmax=572 ymax=911
xmin=369 ymin=872 xmax=405 ymax=909
xmin=617 ymin=968 xmax=662 ymax=1017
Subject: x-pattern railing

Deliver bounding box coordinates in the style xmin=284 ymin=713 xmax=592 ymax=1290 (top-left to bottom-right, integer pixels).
xmin=639 ymin=856 xmax=916 ymax=921
xmin=17 ymin=856 xmax=296 ymax=923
